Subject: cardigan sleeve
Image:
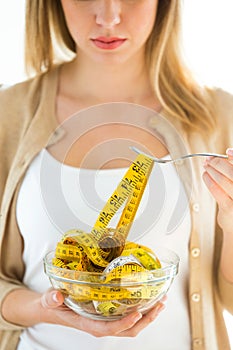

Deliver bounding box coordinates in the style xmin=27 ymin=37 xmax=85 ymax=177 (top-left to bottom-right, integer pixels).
xmin=214 ymin=88 xmax=233 ymax=314
xmin=0 ymin=79 xmax=41 ymax=331
xmin=0 ymin=68 xmax=59 ymax=333
xmin=213 ymin=88 xmax=233 ymax=153
xmin=218 ymin=270 xmax=233 ymax=315
xmin=0 ymin=183 xmax=28 ymax=330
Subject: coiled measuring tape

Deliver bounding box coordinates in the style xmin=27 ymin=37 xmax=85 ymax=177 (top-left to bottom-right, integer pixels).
xmin=54 ymin=153 xmax=155 ymax=268
xmin=52 ymin=152 xmax=165 ymax=316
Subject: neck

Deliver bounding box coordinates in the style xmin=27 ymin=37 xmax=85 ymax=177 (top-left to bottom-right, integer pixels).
xmin=60 ymin=53 xmax=154 ymax=104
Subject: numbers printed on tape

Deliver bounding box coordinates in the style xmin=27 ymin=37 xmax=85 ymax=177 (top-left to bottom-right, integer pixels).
xmin=52 ymin=153 xmax=164 ymax=313
xmin=56 ymin=153 xmax=155 ymax=268
xmin=91 ymin=154 xmax=154 ymax=240
xmin=64 ymin=283 xmax=165 ymax=301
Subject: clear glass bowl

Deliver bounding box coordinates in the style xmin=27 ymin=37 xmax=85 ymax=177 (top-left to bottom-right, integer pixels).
xmin=44 ymin=247 xmax=179 ymax=321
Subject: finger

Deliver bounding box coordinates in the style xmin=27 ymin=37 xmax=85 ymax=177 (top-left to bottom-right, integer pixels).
xmin=76 ymin=310 xmax=143 ymax=337
xmin=226 ymin=148 xmax=233 ymax=162
xmin=202 ymin=171 xmax=233 ymax=210
xmin=84 ymin=296 xmax=168 ymax=337
xmin=108 ymin=297 xmax=167 ymax=336
xmin=204 ymin=156 xmax=233 ymax=182
xmin=203 ymin=164 xmax=233 ymax=200
xmin=40 ymin=289 xmax=64 ymax=309
xmin=116 ymin=301 xmax=166 ymax=337
xmin=159 ymin=295 xmax=168 ymax=303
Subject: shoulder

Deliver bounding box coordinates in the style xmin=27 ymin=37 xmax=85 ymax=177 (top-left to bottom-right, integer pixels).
xmin=209 ymin=87 xmax=233 ymax=147
xmin=0 ymin=66 xmax=59 ymax=155
xmin=211 ymin=87 xmax=233 ymax=120
xmin=0 ymin=65 xmax=59 ymax=129
xmin=0 ymin=75 xmax=42 ymax=124
xmin=0 ymin=77 xmax=43 ymax=152
xmin=212 ymin=87 xmax=233 ymax=103
xmin=0 ymin=74 xmax=43 ymax=102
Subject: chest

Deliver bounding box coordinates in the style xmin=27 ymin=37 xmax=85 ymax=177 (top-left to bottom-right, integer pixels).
xmin=50 ymin=102 xmax=168 ymax=169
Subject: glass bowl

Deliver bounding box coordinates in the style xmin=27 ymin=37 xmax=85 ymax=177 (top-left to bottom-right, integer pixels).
xmin=44 ymin=247 xmax=179 ymax=321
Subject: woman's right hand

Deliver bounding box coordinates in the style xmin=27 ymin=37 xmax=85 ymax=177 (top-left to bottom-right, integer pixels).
xmin=40 ymin=288 xmax=166 ymax=338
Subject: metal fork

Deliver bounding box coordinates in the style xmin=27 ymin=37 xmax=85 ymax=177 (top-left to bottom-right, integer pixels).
xmin=130 ymin=146 xmax=228 ymax=164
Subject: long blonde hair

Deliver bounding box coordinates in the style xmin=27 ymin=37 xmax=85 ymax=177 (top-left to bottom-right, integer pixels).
xmin=25 ymin=0 xmax=216 ymax=133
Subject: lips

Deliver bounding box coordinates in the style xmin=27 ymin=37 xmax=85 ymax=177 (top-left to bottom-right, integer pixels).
xmin=91 ymin=37 xmax=126 ymax=50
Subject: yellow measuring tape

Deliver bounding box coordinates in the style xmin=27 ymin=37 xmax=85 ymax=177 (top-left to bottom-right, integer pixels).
xmin=91 ymin=153 xmax=154 ymax=240
xmin=52 ymin=152 xmax=164 ymax=316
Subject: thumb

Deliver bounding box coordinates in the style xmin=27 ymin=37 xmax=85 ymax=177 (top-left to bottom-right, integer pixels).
xmin=40 ymin=289 xmax=64 ymax=309
xmin=226 ymin=148 xmax=233 ymax=161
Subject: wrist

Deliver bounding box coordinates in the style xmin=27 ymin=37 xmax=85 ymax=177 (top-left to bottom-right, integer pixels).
xmin=38 ymin=303 xmax=55 ymax=324
xmin=2 ymin=289 xmax=43 ymax=327
xmin=39 ymin=289 xmax=65 ymax=325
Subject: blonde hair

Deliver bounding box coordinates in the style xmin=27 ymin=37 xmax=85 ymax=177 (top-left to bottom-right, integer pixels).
xmin=25 ymin=0 xmax=216 ymax=133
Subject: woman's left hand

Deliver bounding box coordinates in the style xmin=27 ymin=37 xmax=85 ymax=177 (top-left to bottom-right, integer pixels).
xmin=202 ymin=148 xmax=233 ymax=234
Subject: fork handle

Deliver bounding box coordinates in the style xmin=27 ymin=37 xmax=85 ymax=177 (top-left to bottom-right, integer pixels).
xmin=185 ymin=153 xmax=228 ymax=159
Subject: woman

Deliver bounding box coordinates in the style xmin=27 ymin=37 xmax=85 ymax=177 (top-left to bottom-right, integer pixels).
xmin=0 ymin=0 xmax=233 ymax=349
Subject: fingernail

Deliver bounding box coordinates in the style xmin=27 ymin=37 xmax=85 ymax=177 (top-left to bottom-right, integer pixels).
xmin=52 ymin=292 xmax=59 ymax=303
xmin=132 ymin=312 xmax=142 ymax=322
xmin=206 ymin=156 xmax=212 ymax=162
xmin=156 ymin=303 xmax=165 ymax=313
xmin=226 ymin=148 xmax=233 ymax=156
xmin=160 ymin=295 xmax=168 ymax=302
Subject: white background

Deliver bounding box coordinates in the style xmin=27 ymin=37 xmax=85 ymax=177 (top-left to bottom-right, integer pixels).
xmin=0 ymin=0 xmax=232 ymax=347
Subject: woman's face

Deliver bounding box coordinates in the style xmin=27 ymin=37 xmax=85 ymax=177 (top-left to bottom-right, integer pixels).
xmin=61 ymin=0 xmax=159 ymax=65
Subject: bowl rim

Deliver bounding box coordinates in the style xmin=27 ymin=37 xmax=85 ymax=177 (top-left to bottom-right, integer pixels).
xmin=43 ymin=247 xmax=180 ymax=286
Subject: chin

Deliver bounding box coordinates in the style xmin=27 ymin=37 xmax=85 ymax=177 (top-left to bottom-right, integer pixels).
xmin=92 ymin=52 xmax=133 ymax=66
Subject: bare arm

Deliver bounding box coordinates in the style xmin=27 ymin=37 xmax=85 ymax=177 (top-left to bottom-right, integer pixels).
xmin=1 ymin=288 xmax=166 ymax=337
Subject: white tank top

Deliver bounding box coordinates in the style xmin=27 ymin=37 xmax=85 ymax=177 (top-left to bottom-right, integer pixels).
xmin=16 ymin=149 xmax=191 ymax=350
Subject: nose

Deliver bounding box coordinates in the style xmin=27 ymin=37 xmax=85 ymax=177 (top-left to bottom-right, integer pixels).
xmin=95 ymin=0 xmax=121 ymax=28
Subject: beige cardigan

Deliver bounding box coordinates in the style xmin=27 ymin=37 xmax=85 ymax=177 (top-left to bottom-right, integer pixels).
xmin=0 ymin=66 xmax=233 ymax=350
